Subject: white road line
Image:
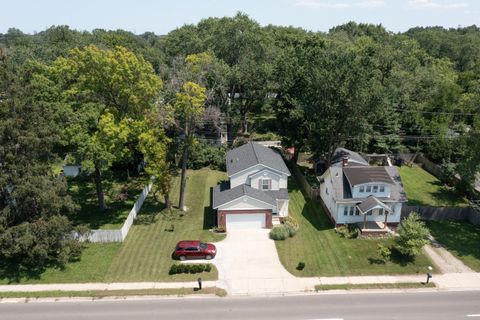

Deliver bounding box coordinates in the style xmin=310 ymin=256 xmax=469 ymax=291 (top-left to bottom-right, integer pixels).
xmin=305 ymin=318 xmax=344 ymax=320
xmin=467 ymin=315 xmax=480 ymax=317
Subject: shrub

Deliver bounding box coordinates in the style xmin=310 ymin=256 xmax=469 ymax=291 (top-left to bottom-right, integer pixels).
xmin=213 ymin=226 xmax=226 ymax=233
xmin=347 ymin=225 xmax=360 ymax=239
xmin=395 ymin=212 xmax=430 ymax=258
xmin=335 ymin=225 xmax=350 ymax=238
xmin=168 ymin=263 xmax=213 ymax=275
xmin=270 ymin=225 xmax=289 ymax=240
xmin=187 ymin=140 xmax=227 ymax=171
xmin=377 ymin=244 xmax=391 ymax=261
xmin=284 ymin=222 xmax=298 ymax=237
xmin=296 ymin=262 xmax=305 ymax=271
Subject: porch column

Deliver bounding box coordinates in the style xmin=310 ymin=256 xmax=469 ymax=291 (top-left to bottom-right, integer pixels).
xmin=384 ymin=211 xmax=388 ymax=229
xmin=363 ymin=212 xmax=367 ymax=230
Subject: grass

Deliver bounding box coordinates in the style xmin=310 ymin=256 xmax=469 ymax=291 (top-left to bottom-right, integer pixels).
xmin=275 ymin=178 xmax=435 ymax=277
xmin=0 ymin=244 xmax=121 ymax=285
xmin=399 ymin=165 xmax=468 ymax=207
xmin=426 ymin=219 xmax=480 ymax=271
xmin=68 ymin=171 xmax=149 ymax=229
xmin=0 ymin=287 xmax=227 ymax=299
xmin=104 ymin=168 xmax=227 ymax=282
xmin=0 ymin=168 xmax=226 ymax=284
xmin=315 ymin=282 xmax=436 ymax=291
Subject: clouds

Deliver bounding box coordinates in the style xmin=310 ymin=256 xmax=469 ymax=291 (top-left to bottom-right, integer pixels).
xmin=294 ymin=0 xmax=385 ymax=9
xmin=407 ymin=0 xmax=468 ymax=9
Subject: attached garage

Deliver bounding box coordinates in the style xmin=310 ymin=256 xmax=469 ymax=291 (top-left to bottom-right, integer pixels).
xmin=226 ymin=213 xmax=266 ymax=230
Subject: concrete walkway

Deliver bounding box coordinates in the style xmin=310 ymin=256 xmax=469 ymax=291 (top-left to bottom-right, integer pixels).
xmin=423 ymin=236 xmax=474 ymax=273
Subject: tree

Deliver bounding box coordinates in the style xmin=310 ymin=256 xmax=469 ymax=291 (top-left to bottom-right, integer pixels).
xmin=175 ymin=82 xmax=207 ymax=211
xmin=47 ymin=45 xmax=162 ymax=210
xmin=395 ymin=212 xmax=430 ymax=258
xmin=0 ymin=52 xmax=82 ymax=273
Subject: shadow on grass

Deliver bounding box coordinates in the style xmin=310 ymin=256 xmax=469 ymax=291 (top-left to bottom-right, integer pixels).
xmin=203 ymin=186 xmax=216 ymax=230
xmin=426 ymin=220 xmax=480 ymax=262
xmin=0 ymin=260 xmax=64 ymax=284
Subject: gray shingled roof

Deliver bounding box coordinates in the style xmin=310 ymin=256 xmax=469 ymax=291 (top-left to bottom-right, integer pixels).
xmin=357 ymin=196 xmax=393 ymax=214
xmin=213 ymin=182 xmax=288 ymax=209
xmin=325 ymin=166 xmax=407 ymax=203
xmin=343 ymin=166 xmax=394 ymax=186
xmin=331 ymin=147 xmax=368 ymax=167
xmin=226 ymin=142 xmax=290 ymax=176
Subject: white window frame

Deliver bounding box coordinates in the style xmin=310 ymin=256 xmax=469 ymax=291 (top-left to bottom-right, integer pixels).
xmin=366 ymin=185 xmax=372 ymax=192
xmin=359 ymin=186 xmax=365 ymax=193
xmin=379 ymin=185 xmax=385 ymax=192
xmin=344 ymin=206 xmax=349 ymax=216
xmin=373 ymin=185 xmax=379 ymax=193
xmin=261 ymin=179 xmax=270 ymax=191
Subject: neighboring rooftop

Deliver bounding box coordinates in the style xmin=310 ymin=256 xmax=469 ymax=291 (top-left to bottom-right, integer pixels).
xmin=226 ymin=142 xmax=290 ymax=176
xmin=331 ymin=147 xmax=368 ymax=167
xmin=213 ymin=181 xmax=287 ymax=208
xmin=343 ymin=166 xmax=394 ymax=186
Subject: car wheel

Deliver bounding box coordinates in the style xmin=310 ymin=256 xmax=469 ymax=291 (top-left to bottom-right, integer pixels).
xmin=205 ymin=255 xmax=213 ymax=260
xmin=179 ymin=256 xmax=186 ymax=261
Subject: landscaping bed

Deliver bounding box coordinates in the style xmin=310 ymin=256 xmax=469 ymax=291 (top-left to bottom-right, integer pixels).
xmin=399 ymin=165 xmax=468 ymax=207
xmin=275 ymin=179 xmax=435 ymax=277
xmin=426 ymin=219 xmax=480 ymax=272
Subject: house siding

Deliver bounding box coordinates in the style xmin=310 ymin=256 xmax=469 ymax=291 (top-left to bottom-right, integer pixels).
xmin=230 ymin=164 xmax=288 ymax=190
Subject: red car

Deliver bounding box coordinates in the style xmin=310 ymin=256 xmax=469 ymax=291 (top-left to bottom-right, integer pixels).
xmin=173 ymin=240 xmax=217 ymax=261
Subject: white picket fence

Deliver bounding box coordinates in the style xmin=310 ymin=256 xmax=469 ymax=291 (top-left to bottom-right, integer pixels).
xmin=74 ymin=182 xmax=153 ymax=243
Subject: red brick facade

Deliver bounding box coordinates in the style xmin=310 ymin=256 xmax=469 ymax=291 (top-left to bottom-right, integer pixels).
xmin=217 ymin=209 xmax=273 ymax=231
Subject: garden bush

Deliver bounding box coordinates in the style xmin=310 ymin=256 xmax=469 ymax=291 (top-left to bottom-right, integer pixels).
xmin=296 ymin=262 xmax=306 ymax=270
xmin=270 ymin=225 xmax=290 ymax=240
xmin=168 ymin=263 xmax=213 ymax=275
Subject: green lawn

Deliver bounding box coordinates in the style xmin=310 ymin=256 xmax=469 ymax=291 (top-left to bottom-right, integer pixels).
xmin=426 ymin=220 xmax=480 ymax=272
xmin=0 ymin=168 xmax=226 ymax=284
xmin=275 ymin=179 xmax=435 ymax=277
xmin=68 ymin=172 xmax=149 ymax=229
xmin=104 ymin=168 xmax=227 ymax=282
xmin=399 ymin=165 xmax=468 ymax=207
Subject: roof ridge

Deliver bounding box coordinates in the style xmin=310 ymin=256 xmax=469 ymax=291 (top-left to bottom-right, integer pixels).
xmin=250 ymin=142 xmax=260 ymax=164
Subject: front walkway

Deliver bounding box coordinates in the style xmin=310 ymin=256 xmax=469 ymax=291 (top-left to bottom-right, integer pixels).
xmin=423 ymin=236 xmax=474 ymax=273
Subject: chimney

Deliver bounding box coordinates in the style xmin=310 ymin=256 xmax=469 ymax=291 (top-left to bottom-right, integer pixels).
xmin=342 ymin=156 xmax=349 ymax=167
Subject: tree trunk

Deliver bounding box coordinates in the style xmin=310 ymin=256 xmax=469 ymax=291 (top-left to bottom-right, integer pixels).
xmin=94 ymin=166 xmax=106 ymax=211
xmin=239 ymin=109 xmax=248 ymax=135
xmin=292 ymin=146 xmax=300 ymax=164
xmin=178 ymin=143 xmax=189 ymax=211
xmin=164 ymin=193 xmax=171 ymax=209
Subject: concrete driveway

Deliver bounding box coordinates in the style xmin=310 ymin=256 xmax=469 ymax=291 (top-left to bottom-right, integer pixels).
xmin=212 ymin=229 xmax=317 ymax=295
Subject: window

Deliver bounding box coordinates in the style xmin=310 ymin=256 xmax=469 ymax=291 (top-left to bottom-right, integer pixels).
xmin=326 ymin=187 xmax=329 ymax=195
xmin=366 ymin=186 xmax=372 ymax=192
xmin=355 ymin=207 xmax=360 ymax=216
xmin=367 ymin=211 xmax=373 ymax=216
xmin=349 ymin=207 xmax=354 ymax=216
xmin=373 ymin=185 xmax=378 ymax=193
xmin=359 ymin=186 xmax=365 ymax=193
xmin=379 ymin=185 xmax=385 ymax=192
xmin=378 ymin=208 xmax=384 ymax=215
xmin=261 ymin=179 xmax=270 ymax=190
xmin=344 ymin=207 xmax=349 ymax=216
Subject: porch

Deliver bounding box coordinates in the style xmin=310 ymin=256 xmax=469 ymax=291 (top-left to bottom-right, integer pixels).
xmin=356 ymin=221 xmax=392 ymax=235
xmin=357 ymin=196 xmax=394 ymax=235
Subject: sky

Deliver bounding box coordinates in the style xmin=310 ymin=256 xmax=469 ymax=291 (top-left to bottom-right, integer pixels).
xmin=0 ymin=0 xmax=479 ymax=35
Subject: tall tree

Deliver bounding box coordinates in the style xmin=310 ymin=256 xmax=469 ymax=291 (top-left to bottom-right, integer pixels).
xmin=47 ymin=45 xmax=162 ymax=210
xmin=175 ymin=82 xmax=207 ymax=211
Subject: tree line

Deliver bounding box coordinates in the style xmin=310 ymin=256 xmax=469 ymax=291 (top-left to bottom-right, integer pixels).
xmin=1 ymin=13 xmax=479 ymax=270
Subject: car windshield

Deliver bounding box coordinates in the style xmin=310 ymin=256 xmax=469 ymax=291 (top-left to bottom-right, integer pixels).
xmin=199 ymin=242 xmax=208 ymax=250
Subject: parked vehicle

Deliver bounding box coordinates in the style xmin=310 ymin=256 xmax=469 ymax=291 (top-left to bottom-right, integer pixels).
xmin=173 ymin=240 xmax=217 ymax=261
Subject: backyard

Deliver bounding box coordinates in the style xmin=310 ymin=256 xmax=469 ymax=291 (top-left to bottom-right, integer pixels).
xmin=275 ymin=179 xmax=435 ymax=277
xmin=426 ymin=219 xmax=480 ymax=272
xmin=0 ymin=168 xmax=227 ymax=284
xmin=399 ymin=165 xmax=469 ymax=207
xmin=68 ymin=171 xmax=149 ymax=229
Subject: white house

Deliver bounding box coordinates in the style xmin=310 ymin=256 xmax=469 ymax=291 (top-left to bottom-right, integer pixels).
xmin=319 ymin=148 xmax=407 ymax=232
xmin=213 ymin=142 xmax=291 ymax=230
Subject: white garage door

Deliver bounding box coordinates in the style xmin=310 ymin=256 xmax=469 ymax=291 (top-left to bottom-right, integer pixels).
xmin=226 ymin=214 xmax=266 ymax=229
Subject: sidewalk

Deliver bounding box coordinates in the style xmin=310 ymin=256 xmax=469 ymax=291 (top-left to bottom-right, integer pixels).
xmin=1 ymin=272 xmax=479 ymax=295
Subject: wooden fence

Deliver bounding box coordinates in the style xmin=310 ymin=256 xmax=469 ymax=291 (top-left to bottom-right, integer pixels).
xmin=289 ymin=161 xmax=321 ymax=201
xmin=74 ymin=182 xmax=153 ymax=243
xmin=401 ymin=205 xmax=480 ymax=226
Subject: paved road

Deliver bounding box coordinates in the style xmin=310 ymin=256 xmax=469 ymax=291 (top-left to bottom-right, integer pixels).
xmin=1 ymin=291 xmax=480 ymax=320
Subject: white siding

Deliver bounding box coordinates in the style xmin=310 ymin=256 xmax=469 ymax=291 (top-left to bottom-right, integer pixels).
xmin=250 ymin=169 xmax=281 ymax=190
xmin=230 ymin=164 xmax=264 ymax=188
xmin=230 ymin=165 xmax=288 ymax=190
xmin=336 ymin=203 xmax=402 ymax=224
xmin=320 ymin=169 xmax=338 ymax=222
xmin=351 ymin=183 xmax=391 ymax=198
xmin=217 ymin=196 xmax=277 ymax=213
xmin=276 ymin=199 xmax=289 ymax=217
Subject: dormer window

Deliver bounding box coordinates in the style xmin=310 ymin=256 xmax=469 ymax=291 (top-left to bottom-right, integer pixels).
xmin=261 ymin=179 xmax=270 ymax=191
xmin=359 ymin=186 xmax=365 ymax=193
xmin=366 ymin=186 xmax=372 ymax=192
xmin=380 ymin=185 xmax=385 ymax=192
xmin=373 ymin=185 xmax=378 ymax=193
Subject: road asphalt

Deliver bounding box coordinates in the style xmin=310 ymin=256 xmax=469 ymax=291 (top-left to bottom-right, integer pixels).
xmin=1 ymin=290 xmax=479 ymax=320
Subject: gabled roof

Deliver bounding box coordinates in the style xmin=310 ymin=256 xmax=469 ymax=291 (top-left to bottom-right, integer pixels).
xmin=357 ymin=196 xmax=393 ymax=214
xmin=213 ymin=181 xmax=288 ymax=209
xmin=226 ymin=142 xmax=290 ymax=177
xmin=343 ymin=166 xmax=394 ymax=186
xmin=331 ymin=147 xmax=368 ymax=167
